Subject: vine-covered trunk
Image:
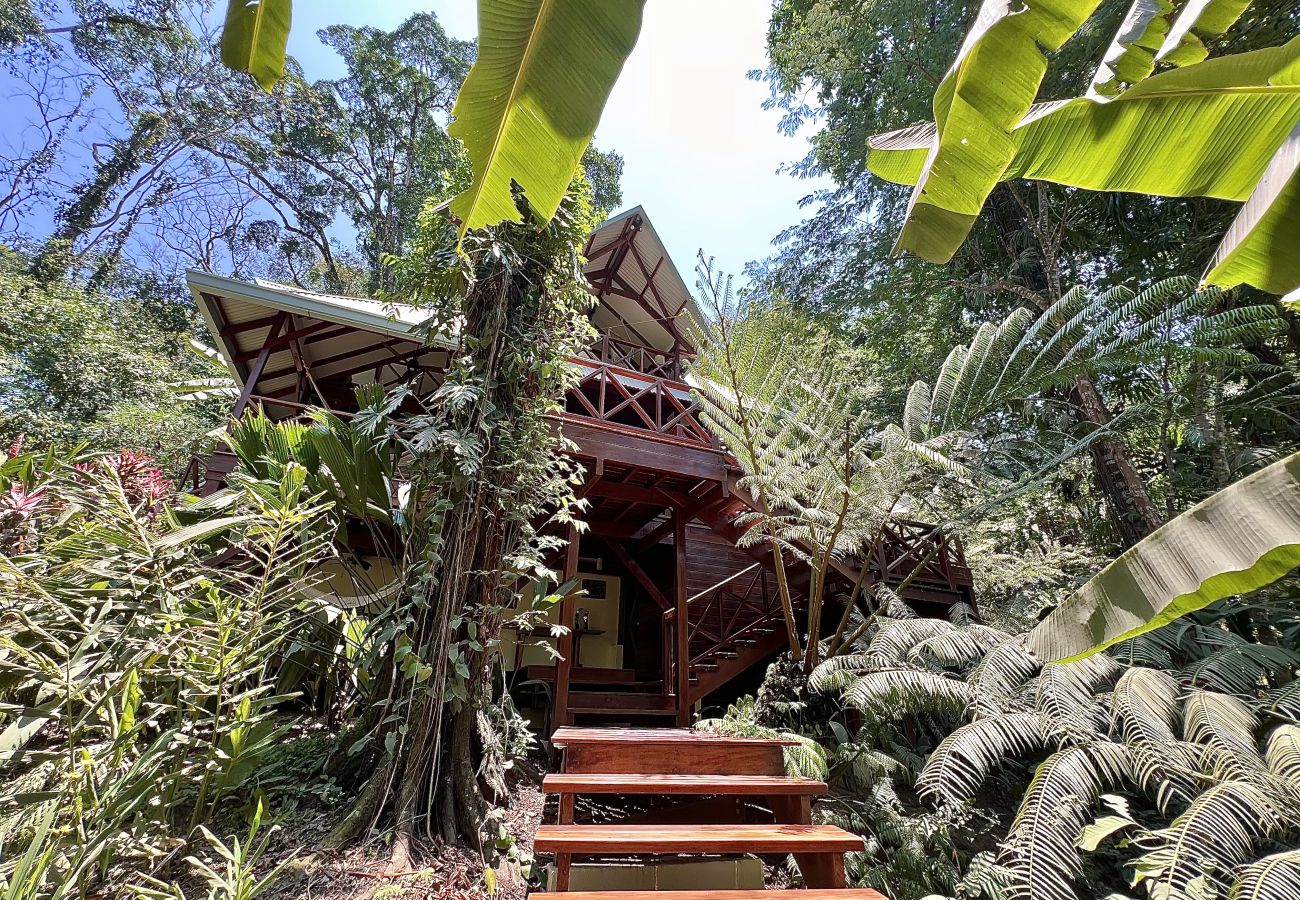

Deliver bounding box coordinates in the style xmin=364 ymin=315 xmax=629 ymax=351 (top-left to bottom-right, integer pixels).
xmin=346 ymin=193 xmax=597 ymax=865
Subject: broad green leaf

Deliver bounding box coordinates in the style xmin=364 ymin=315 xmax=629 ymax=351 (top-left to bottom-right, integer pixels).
xmin=1155 ymin=0 xmax=1253 ymax=67
xmin=1077 ymin=814 xmax=1137 ymax=851
xmin=893 ymin=0 xmax=1104 ymax=262
xmin=448 ymin=0 xmax=645 ymax=236
xmin=156 ymin=515 xmax=255 ymax=548
xmin=220 ymin=0 xmax=292 ymax=93
xmin=1204 ymin=121 xmax=1300 ymax=294
xmin=871 ymin=37 xmax=1300 ymax=286
xmin=1028 ymin=450 xmax=1300 ymax=662
xmin=1005 ymin=39 xmax=1300 ymax=199
xmin=1089 ymin=0 xmax=1175 ymax=98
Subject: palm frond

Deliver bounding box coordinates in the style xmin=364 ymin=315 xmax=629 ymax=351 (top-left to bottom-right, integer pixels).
xmin=907 ymin=625 xmax=1013 ymax=671
xmin=1111 ymin=667 xmax=1181 ymax=744
xmin=1230 ymin=849 xmax=1300 ymax=900
xmin=999 ymin=742 xmax=1132 ymax=900
xmin=867 ymin=618 xmax=956 ymax=663
xmin=1181 ymin=644 xmax=1300 ymax=695
xmin=1264 ymin=724 xmax=1300 ymax=787
xmin=918 ymin=712 xmax=1048 ymax=807
xmin=844 ymin=668 xmax=972 ymax=721
xmin=809 ymin=652 xmax=891 ymax=695
xmin=970 ymin=637 xmax=1042 ymax=712
xmin=1135 ymin=780 xmax=1294 ymax=900
xmin=1183 ymin=690 xmax=1266 ymax=777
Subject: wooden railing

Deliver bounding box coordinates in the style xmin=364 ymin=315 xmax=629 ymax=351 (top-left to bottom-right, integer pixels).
xmin=563 ymin=358 xmax=716 ymax=449
xmin=581 ymin=334 xmax=690 ymax=380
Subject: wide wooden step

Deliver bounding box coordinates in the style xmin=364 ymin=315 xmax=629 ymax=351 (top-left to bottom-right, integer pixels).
xmin=543 ymin=773 xmax=827 ymax=796
xmin=532 ymin=891 xmax=887 ymax=900
xmin=552 ymin=727 xmax=798 ymax=748
xmin=534 ymin=824 xmax=862 ymax=855
xmin=566 ymin=692 xmax=679 ymax=716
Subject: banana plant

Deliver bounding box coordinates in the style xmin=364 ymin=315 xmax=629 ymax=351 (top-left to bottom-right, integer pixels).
xmin=867 ymin=0 xmax=1300 ymax=296
xmin=1028 ymin=449 xmax=1300 ymax=662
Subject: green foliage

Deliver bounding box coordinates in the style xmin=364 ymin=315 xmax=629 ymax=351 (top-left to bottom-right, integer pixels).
xmin=446 ymin=0 xmax=645 ymax=237
xmin=868 ymin=1 xmax=1300 ymax=293
xmin=1029 ymin=449 xmax=1300 ymax=661
xmin=800 ymin=597 xmax=1300 ymax=900
xmin=0 ymin=249 xmax=225 ymax=471
xmin=0 ymin=445 xmax=342 ymax=896
xmin=220 ymin=0 xmax=291 ymax=92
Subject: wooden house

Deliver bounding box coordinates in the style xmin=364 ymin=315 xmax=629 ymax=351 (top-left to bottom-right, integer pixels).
xmin=185 ymin=206 xmax=974 ymax=733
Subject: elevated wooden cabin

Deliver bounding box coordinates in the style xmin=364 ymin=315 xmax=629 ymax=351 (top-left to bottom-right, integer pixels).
xmin=186 ymin=206 xmax=974 ymax=732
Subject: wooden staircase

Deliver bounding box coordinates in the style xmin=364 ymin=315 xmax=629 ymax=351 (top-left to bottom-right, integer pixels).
xmin=533 ymin=727 xmax=885 ymax=899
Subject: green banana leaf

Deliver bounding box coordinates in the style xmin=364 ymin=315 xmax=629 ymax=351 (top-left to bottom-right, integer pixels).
xmin=893 ymin=0 xmax=1104 ymax=262
xmin=1157 ymin=0 xmax=1254 ymax=67
xmin=220 ymin=0 xmax=292 ymax=92
xmin=870 ymin=36 xmax=1300 ymax=291
xmin=448 ymin=0 xmax=646 ymax=237
xmin=1203 ymin=121 xmax=1300 ymax=295
xmin=1027 ymin=450 xmax=1300 ymax=663
xmin=1089 ymin=0 xmax=1176 ymax=98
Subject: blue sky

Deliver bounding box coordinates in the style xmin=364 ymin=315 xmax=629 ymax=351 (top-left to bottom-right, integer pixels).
xmin=289 ymin=0 xmax=830 ymax=287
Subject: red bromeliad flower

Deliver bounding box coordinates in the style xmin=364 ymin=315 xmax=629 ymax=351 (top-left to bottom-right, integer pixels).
xmin=1 ymin=482 xmax=45 ymax=517
xmin=75 ymin=450 xmax=175 ymax=517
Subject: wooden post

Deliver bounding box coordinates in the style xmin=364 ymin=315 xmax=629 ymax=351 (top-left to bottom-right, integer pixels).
xmin=230 ymin=313 xmax=288 ymax=419
xmin=673 ymin=508 xmax=690 ymax=725
xmin=553 ymin=524 xmax=581 ymax=733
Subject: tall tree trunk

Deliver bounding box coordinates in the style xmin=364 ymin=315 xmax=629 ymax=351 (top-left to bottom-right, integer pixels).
xmin=1073 ymin=375 xmax=1163 ymax=546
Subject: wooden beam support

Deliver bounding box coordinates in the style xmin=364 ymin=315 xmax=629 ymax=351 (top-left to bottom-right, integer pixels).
xmin=232 ymin=313 xmax=288 ymax=418
xmin=673 ymin=507 xmax=691 ymax=725
xmin=603 ymin=537 xmax=671 ymax=611
xmin=635 ymin=486 xmax=724 ymax=553
xmin=553 ymin=524 xmax=581 ymax=734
